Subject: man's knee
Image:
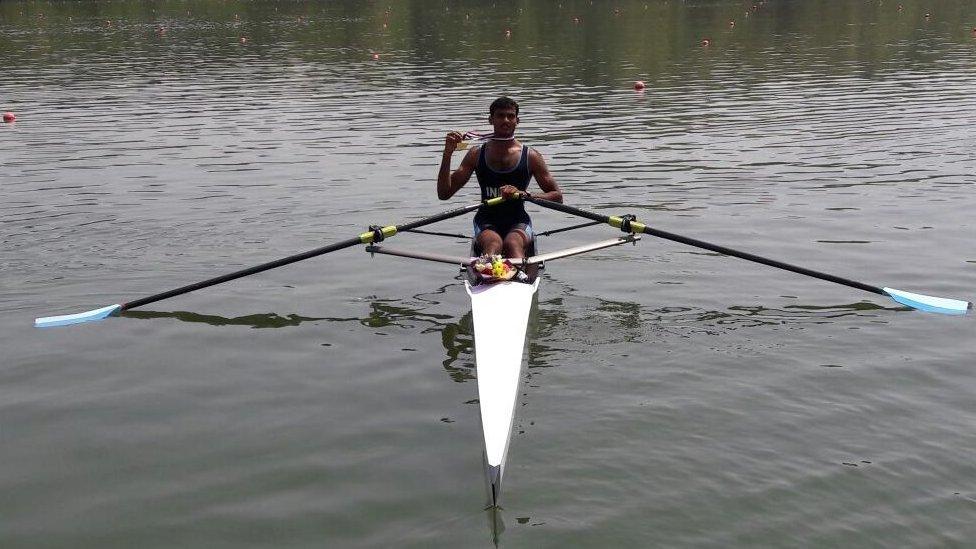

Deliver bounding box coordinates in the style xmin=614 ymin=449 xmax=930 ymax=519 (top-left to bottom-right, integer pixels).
xmin=478 ymin=230 xmax=501 ymax=244
xmin=503 ymin=231 xmax=530 ymax=257
xmin=477 ymin=230 xmax=503 ymax=254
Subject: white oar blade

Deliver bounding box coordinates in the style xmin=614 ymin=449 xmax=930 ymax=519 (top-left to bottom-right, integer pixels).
xmin=34 ymin=304 xmax=122 ymax=328
xmin=883 ymin=288 xmax=972 ymax=315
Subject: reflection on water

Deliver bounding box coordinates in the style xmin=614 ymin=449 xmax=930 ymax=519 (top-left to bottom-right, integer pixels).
xmin=683 ymin=301 xmax=894 ymax=328
xmin=486 ymin=505 xmax=505 ymax=546
xmin=122 ymin=309 xmax=332 ymax=328
xmin=121 ymin=290 xmax=899 ymax=377
xmin=435 ymin=311 xmax=475 ymax=382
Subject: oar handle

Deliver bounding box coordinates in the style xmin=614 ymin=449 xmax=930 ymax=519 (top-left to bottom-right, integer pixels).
xmin=525 ymin=196 xmax=885 ymax=296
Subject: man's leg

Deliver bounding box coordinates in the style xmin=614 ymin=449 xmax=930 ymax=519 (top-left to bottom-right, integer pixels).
xmin=502 ymin=229 xmax=529 ymax=259
xmin=476 ymin=228 xmax=504 ymax=256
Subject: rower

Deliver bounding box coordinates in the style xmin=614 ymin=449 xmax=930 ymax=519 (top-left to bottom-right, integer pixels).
xmin=437 ymin=96 xmax=564 ymax=278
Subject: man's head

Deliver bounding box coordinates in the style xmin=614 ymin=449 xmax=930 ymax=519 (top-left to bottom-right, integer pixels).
xmin=489 ymin=96 xmax=519 ymax=117
xmin=488 ymin=96 xmax=519 ymax=137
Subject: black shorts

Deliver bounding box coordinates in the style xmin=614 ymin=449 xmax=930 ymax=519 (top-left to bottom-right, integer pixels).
xmin=473 ymin=220 xmax=534 ymax=242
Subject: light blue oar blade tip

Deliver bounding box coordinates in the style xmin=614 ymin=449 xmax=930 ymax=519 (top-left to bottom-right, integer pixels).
xmin=34 ymin=304 xmax=122 ymax=328
xmin=883 ymin=288 xmax=972 ymax=316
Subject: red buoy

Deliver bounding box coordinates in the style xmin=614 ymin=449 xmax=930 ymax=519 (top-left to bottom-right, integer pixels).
xmin=633 ymin=81 xmax=646 ymax=91
xmin=3 ymin=112 xmax=15 ymax=123
xmin=372 ymin=53 xmax=380 ymax=60
xmin=701 ymin=38 xmax=711 ymax=47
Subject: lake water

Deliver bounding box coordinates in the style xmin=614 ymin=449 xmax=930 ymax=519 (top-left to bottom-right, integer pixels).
xmin=2 ymin=1 xmax=975 ymax=546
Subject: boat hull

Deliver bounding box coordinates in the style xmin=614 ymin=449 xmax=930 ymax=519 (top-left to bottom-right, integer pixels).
xmin=465 ymin=278 xmax=540 ymax=507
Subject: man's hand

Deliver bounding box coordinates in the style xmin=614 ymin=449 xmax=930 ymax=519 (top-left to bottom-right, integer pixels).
xmin=444 ymin=131 xmax=464 ymax=154
xmin=500 ymin=185 xmax=527 ymax=200
xmin=438 ymin=132 xmax=476 ymax=200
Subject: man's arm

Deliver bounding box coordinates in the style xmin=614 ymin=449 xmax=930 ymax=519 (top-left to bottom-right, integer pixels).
xmin=528 ymin=148 xmax=563 ymax=203
xmin=437 ymin=132 xmax=477 ymax=200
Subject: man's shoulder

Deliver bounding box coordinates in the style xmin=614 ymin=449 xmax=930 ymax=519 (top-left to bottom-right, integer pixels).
xmin=461 ymin=145 xmax=481 ymax=166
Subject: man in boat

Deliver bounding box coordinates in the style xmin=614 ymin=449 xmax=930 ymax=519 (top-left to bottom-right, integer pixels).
xmin=437 ymin=97 xmax=563 ymax=269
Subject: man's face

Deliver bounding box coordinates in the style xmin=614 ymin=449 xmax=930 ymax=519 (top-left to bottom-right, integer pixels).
xmin=489 ymin=107 xmax=519 ymax=137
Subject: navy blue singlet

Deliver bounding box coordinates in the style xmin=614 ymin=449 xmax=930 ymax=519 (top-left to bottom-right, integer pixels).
xmin=473 ymin=144 xmax=532 ymax=234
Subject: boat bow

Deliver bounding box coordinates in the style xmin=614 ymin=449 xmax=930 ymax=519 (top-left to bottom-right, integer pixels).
xmin=466 ymin=278 xmax=540 ymax=507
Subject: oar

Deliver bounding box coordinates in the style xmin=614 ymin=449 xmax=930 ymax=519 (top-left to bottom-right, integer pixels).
xmin=524 ymin=195 xmax=972 ymax=315
xmin=35 ymin=199 xmax=505 ymax=328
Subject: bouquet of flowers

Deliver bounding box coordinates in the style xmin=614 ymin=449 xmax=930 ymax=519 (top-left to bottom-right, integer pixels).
xmin=472 ymin=254 xmax=516 ymax=282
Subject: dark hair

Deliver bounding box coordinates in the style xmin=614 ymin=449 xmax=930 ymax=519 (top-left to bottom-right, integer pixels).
xmin=489 ymin=96 xmax=519 ymax=116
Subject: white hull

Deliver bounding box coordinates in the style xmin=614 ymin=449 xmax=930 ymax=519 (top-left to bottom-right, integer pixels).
xmin=364 ymin=234 xmax=642 ymax=506
xmin=465 ymin=278 xmax=540 ymax=507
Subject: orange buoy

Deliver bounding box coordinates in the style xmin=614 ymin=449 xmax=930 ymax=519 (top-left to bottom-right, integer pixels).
xmin=372 ymin=53 xmax=380 ymax=60
xmin=3 ymin=112 xmax=16 ymax=123
xmin=633 ymin=80 xmax=646 ymax=91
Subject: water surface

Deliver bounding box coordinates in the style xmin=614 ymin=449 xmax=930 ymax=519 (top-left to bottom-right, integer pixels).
xmin=2 ymin=1 xmax=975 ymax=546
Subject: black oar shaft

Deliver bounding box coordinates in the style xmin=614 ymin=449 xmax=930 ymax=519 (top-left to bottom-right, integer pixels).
xmin=535 ymin=220 xmax=604 ymax=237
xmin=397 ymin=202 xmax=484 ymax=231
xmin=527 ymin=197 xmax=611 ymax=224
xmin=403 ymin=229 xmax=470 ymax=239
xmin=122 ymin=201 xmax=484 ymax=311
xmin=638 ymin=225 xmax=884 ymax=295
xmin=526 ymin=196 xmax=885 ymax=296
xmin=122 ymin=237 xmax=363 ymax=310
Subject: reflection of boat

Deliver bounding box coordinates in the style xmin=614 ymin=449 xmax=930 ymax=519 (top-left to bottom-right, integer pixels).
xmin=367 ymin=232 xmax=640 ymax=507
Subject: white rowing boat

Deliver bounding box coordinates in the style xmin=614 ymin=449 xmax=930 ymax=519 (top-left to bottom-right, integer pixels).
xmin=466 ymin=276 xmax=539 ymax=506
xmin=367 ymin=233 xmax=641 ymax=506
